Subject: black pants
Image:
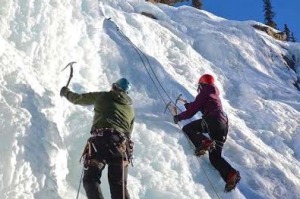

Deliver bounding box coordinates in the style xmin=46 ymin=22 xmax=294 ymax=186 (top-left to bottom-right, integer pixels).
xmin=82 ymin=133 xmax=131 ymax=199
xmin=182 ymin=118 xmax=234 ymax=182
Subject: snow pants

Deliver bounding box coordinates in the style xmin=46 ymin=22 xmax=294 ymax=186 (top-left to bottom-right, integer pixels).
xmin=182 ymin=118 xmax=235 ymax=182
xmin=82 ymin=130 xmax=131 ymax=199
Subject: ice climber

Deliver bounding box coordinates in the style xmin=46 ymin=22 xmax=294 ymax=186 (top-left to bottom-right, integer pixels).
xmin=173 ymin=74 xmax=241 ymax=192
xmin=60 ymin=78 xmax=135 ymax=199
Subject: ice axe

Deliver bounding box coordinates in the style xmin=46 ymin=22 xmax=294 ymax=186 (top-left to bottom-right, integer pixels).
xmin=164 ymin=101 xmax=177 ymax=116
xmin=61 ymin=61 xmax=76 ymax=88
xmin=165 ymin=94 xmax=187 ymax=115
xmin=175 ymin=94 xmax=187 ymax=105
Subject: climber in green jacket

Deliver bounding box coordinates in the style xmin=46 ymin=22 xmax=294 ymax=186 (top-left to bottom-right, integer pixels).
xmin=60 ymin=78 xmax=135 ymax=199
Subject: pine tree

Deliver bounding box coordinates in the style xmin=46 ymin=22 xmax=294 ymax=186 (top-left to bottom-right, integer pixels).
xmin=192 ymin=0 xmax=203 ymax=9
xmin=283 ymin=24 xmax=298 ymax=42
xmin=263 ymin=0 xmax=277 ymax=29
xmin=290 ymin=32 xmax=297 ymax=42
xmin=283 ymin=24 xmax=291 ymax=41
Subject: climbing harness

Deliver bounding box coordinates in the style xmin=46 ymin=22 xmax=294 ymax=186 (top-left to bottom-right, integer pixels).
xmin=80 ymin=128 xmax=132 ymax=166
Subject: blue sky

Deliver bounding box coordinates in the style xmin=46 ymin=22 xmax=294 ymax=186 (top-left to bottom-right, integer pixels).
xmin=203 ymin=0 xmax=300 ymax=41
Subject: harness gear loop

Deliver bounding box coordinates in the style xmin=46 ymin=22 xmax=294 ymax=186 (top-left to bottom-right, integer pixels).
xmin=79 ymin=139 xmax=105 ymax=169
xmin=126 ymin=139 xmax=134 ymax=166
xmin=79 ymin=140 xmax=92 ymax=163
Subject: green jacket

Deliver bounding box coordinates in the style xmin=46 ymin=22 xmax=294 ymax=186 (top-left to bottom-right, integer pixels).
xmin=64 ymin=89 xmax=135 ymax=138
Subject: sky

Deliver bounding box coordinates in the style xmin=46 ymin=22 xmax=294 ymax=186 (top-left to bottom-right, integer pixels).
xmin=206 ymin=0 xmax=300 ymax=40
xmin=177 ymin=0 xmax=300 ymax=41
xmin=0 ymin=0 xmax=300 ymax=199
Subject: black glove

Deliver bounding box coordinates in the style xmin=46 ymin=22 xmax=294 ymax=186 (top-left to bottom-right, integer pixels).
xmin=184 ymin=102 xmax=190 ymax=109
xmin=60 ymin=86 xmax=70 ymax=97
xmin=173 ymin=115 xmax=180 ymax=124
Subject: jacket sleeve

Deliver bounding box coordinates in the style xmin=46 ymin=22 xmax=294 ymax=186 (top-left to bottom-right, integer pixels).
xmin=65 ymin=91 xmax=100 ymax=105
xmin=177 ymin=90 xmax=207 ymax=121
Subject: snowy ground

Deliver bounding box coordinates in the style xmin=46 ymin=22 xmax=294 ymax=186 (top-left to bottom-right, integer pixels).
xmin=0 ymin=0 xmax=300 ymax=199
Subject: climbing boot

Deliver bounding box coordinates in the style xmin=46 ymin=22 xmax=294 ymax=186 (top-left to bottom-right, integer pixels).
xmin=224 ymin=170 xmax=241 ymax=192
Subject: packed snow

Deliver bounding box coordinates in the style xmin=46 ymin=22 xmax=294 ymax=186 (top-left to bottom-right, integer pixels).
xmin=0 ymin=0 xmax=300 ymax=199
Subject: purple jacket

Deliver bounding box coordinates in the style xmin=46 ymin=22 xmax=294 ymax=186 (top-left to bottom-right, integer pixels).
xmin=177 ymin=84 xmax=226 ymax=122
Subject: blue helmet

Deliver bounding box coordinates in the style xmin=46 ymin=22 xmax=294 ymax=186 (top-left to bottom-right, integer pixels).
xmin=113 ymin=78 xmax=132 ymax=93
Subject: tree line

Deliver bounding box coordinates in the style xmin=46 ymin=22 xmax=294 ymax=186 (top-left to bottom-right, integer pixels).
xmin=263 ymin=0 xmax=296 ymax=42
xmin=150 ymin=0 xmax=297 ymax=42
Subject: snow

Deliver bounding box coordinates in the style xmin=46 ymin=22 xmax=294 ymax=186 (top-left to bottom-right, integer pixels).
xmin=1 ymin=0 xmax=300 ymax=199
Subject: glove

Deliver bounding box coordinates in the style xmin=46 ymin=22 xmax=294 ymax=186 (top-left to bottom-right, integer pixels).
xmin=173 ymin=115 xmax=180 ymax=124
xmin=60 ymin=86 xmax=70 ymax=97
xmin=184 ymin=102 xmax=190 ymax=109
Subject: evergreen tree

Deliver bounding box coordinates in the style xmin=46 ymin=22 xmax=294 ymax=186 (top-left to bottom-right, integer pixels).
xmin=283 ymin=24 xmax=298 ymax=42
xmin=290 ymin=32 xmax=297 ymax=42
xmin=283 ymin=24 xmax=291 ymax=41
xmin=263 ymin=0 xmax=277 ymax=29
xmin=192 ymin=0 xmax=203 ymax=9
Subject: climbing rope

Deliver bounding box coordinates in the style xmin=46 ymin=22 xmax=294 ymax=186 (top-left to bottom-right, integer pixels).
xmin=122 ymin=153 xmax=125 ymax=199
xmin=106 ymin=18 xmax=176 ymax=108
xmin=75 ymin=166 xmax=84 ymax=199
xmin=105 ymin=18 xmax=222 ymax=199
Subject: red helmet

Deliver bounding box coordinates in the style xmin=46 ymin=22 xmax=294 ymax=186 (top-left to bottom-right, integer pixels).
xmin=198 ymin=74 xmax=215 ymax=84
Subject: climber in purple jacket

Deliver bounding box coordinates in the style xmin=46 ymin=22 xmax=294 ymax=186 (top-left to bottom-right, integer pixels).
xmin=173 ymin=74 xmax=241 ymax=192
